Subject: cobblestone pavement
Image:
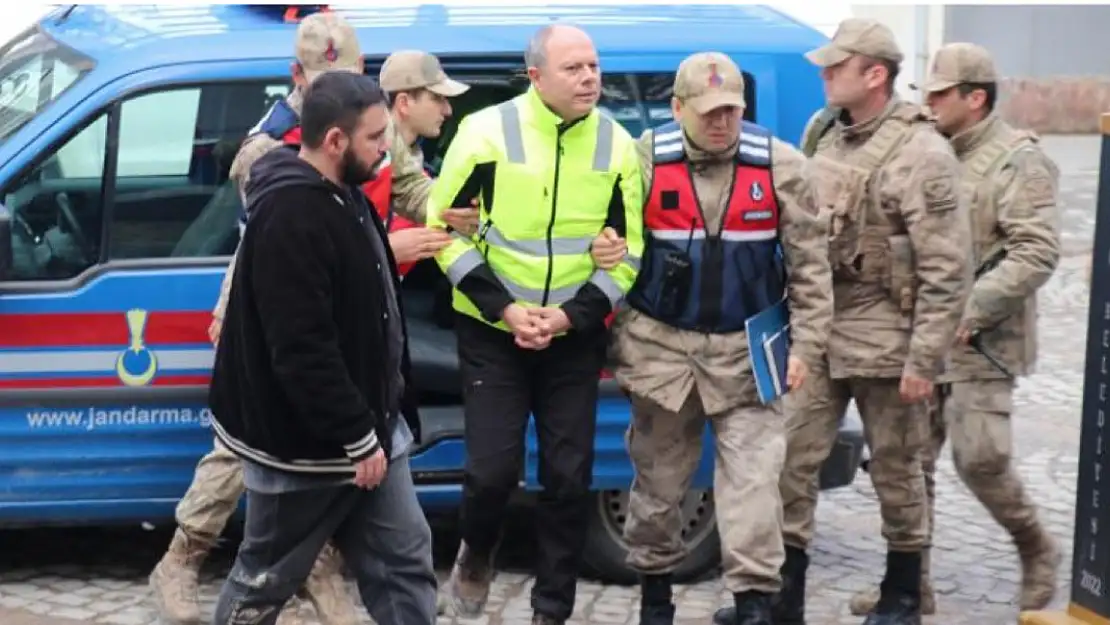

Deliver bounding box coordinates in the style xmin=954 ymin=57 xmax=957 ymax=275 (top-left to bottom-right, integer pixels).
xmin=0 ymin=136 xmax=1102 ymax=625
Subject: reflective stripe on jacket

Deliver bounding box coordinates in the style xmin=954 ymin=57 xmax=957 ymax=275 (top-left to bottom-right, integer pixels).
xmin=426 ymin=87 xmax=644 ymax=333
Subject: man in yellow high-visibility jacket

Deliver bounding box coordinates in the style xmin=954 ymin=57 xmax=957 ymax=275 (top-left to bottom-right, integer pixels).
xmin=426 ymin=23 xmax=643 ymax=625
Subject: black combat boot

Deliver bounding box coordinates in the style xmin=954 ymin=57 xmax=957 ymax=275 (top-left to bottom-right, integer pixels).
xmin=771 ymin=545 xmax=809 ymax=624
xmin=862 ymin=551 xmax=922 ymax=625
xmin=639 ymin=573 xmax=676 ymax=625
xmin=732 ymin=591 xmax=774 ymax=625
xmin=713 ymin=546 xmax=808 ymax=625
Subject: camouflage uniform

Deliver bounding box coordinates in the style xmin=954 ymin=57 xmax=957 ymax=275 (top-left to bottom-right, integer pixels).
xmin=849 ymin=43 xmax=1062 ymax=617
xmin=613 ymin=54 xmax=833 ymax=624
xmin=149 ymin=13 xmax=368 ymax=625
xmin=762 ymin=19 xmax=973 ymax=625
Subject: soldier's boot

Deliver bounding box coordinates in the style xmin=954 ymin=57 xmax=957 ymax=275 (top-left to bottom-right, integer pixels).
xmin=639 ymin=573 xmax=676 ymax=625
xmin=861 ymin=551 xmax=922 ymax=625
xmin=770 ymin=545 xmax=809 ymax=624
xmin=732 ymin=591 xmax=774 ymax=625
xmin=532 ymin=614 xmax=564 ymax=625
xmin=849 ymin=548 xmax=935 ymax=616
xmin=1014 ymin=523 xmax=1062 ymax=610
xmin=714 ymin=545 xmax=808 ymax=625
xmin=303 ymin=542 xmax=361 ymax=625
xmin=148 ymin=528 xmax=213 ymax=625
xmin=447 ymin=539 xmax=499 ymax=618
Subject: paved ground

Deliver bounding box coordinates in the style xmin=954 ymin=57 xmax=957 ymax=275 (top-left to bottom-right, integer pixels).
xmin=0 ymin=135 xmax=1103 ymax=624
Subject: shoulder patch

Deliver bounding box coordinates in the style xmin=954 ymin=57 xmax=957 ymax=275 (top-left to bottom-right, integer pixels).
xmin=922 ymin=174 xmax=957 ymax=213
xmin=1022 ymin=170 xmax=1056 ymax=209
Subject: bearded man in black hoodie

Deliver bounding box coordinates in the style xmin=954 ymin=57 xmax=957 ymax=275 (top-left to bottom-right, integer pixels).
xmin=208 ymin=70 xmax=436 ymax=625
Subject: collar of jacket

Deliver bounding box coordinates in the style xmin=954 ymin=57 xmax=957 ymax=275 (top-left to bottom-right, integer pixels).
xmin=522 ymin=85 xmax=593 ymax=135
xmin=840 ymin=96 xmax=901 ymax=143
xmin=950 ymin=113 xmax=1002 ymax=157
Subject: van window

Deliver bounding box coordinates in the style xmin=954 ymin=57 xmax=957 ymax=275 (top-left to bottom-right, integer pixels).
xmin=2 ymin=80 xmax=290 ymax=281
xmin=0 ymin=26 xmax=95 ymax=143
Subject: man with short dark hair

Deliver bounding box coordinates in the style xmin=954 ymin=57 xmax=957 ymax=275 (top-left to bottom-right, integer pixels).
xmin=208 ymin=70 xmax=436 ymax=625
xmin=151 ymin=12 xmax=368 ymax=625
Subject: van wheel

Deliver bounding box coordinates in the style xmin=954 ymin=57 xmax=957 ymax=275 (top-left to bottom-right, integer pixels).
xmin=580 ymin=489 xmax=720 ymax=585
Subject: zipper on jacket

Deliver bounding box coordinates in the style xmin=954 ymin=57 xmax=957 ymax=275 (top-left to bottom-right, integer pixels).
xmin=541 ymin=125 xmax=569 ymax=306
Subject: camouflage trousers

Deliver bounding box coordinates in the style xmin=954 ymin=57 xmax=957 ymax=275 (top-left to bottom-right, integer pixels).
xmin=924 ymin=379 xmax=1039 ymax=539
xmin=174 ymin=437 xmax=245 ymax=541
xmin=780 ymin=361 xmax=929 ymax=551
xmin=622 ymin=388 xmax=787 ymax=594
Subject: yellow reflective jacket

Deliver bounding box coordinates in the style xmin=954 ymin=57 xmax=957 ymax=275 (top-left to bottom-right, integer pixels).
xmin=427 ymin=87 xmax=644 ymax=333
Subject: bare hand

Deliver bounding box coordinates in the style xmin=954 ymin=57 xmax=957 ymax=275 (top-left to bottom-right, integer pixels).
xmin=532 ymin=307 xmax=572 ymax=336
xmin=502 ymin=303 xmax=550 ymax=350
xmin=899 ymin=372 xmax=934 ymax=404
xmin=388 ymin=227 xmax=453 ymax=264
xmin=590 ymin=226 xmax=626 ymax=270
xmin=353 ymin=448 xmax=388 ymax=489
xmin=954 ymin=326 xmax=972 ymax=345
xmin=208 ymin=317 xmax=222 ymax=347
xmin=786 ymin=355 xmax=807 ymax=391
xmin=441 ymin=200 xmax=480 ymax=236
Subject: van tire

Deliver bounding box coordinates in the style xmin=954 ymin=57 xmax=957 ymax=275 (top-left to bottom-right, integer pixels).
xmin=580 ymin=489 xmax=721 ymax=585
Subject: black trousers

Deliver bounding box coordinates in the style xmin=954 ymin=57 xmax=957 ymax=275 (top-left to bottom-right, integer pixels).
xmin=455 ymin=314 xmax=607 ymax=621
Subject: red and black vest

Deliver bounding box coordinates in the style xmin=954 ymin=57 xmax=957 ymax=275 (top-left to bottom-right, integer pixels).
xmin=247 ymin=97 xmax=421 ymax=276
xmin=625 ymin=120 xmax=786 ymax=333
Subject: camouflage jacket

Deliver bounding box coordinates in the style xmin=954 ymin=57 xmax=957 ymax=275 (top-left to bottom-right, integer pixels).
xmin=809 ymin=99 xmax=973 ymax=380
xmin=941 ymin=115 xmax=1060 ymax=382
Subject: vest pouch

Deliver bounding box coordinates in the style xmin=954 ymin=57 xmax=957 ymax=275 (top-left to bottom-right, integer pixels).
xmin=887 ymin=234 xmax=917 ymax=313
xmin=657 ymin=250 xmax=693 ymax=318
xmin=811 ymin=155 xmax=869 ymax=273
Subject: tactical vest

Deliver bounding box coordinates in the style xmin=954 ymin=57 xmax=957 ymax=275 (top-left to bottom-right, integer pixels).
xmin=801 ymin=107 xmax=840 ymax=157
xmin=250 ymin=98 xmax=420 ymax=276
xmin=625 ymin=121 xmax=785 ymax=333
xmin=810 ymin=103 xmax=931 ymax=312
xmin=949 ymin=125 xmax=1045 ymax=378
xmin=959 ymin=127 xmax=1039 ymax=269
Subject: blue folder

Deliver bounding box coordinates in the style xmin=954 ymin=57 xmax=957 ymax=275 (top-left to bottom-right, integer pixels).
xmin=746 ymin=297 xmax=791 ymax=404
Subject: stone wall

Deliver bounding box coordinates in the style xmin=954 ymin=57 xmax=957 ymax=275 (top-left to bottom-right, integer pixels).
xmin=996 ymin=77 xmax=1110 ymax=135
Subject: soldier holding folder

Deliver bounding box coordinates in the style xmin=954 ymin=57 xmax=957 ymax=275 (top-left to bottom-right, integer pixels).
xmin=592 ymin=51 xmax=833 ymax=624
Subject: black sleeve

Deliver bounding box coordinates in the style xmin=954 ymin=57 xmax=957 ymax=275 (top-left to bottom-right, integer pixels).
xmin=250 ymin=191 xmax=381 ymax=461
xmin=449 ymin=163 xmax=515 ymax=322
xmin=459 ymin=269 xmax=515 ymax=322
xmin=560 ymin=177 xmax=624 ymax=331
xmin=561 ymin=284 xmax=613 ymax=332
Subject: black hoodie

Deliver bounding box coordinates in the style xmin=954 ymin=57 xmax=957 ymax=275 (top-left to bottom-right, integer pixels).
xmin=208 ymin=147 xmax=420 ymax=474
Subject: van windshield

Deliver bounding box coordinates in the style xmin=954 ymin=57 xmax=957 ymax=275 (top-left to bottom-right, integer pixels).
xmin=599 ymin=72 xmax=677 ymax=138
xmin=0 ymin=25 xmax=95 ymax=144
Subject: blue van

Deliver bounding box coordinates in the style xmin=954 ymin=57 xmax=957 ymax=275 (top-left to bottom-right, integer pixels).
xmin=0 ymin=3 xmax=863 ymax=583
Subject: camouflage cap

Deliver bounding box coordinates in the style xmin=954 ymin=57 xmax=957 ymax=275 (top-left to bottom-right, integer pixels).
xmin=912 ymin=42 xmax=998 ymax=92
xmin=674 ymin=52 xmax=745 ymax=115
xmin=379 ymin=50 xmax=469 ymax=97
xmin=295 ymin=12 xmax=363 ymax=82
xmin=805 ymin=18 xmax=904 ymax=68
